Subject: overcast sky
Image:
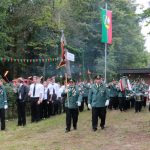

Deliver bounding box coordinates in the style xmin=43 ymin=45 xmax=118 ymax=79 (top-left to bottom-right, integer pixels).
xmin=135 ymin=0 xmax=150 ymax=52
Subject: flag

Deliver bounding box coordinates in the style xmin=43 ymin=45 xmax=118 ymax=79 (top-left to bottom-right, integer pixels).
xmin=101 ymin=9 xmax=112 ymax=44
xmin=57 ymin=32 xmax=66 ymax=69
xmin=127 ymin=79 xmax=132 ymax=91
xmin=119 ymin=79 xmax=124 ymax=92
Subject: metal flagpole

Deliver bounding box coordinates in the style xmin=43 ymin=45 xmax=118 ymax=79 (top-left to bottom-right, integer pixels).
xmin=104 ymin=43 xmax=107 ymax=83
xmin=104 ymin=2 xmax=107 ymax=83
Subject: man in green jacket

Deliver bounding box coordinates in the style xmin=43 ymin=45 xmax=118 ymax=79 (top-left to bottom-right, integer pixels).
xmin=62 ymin=79 xmax=82 ymax=133
xmin=0 ymin=76 xmax=8 ymax=131
xmin=88 ymin=75 xmax=109 ymax=131
xmin=108 ymin=80 xmax=118 ymax=110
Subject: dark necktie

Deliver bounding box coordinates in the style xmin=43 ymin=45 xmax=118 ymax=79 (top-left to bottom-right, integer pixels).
xmin=53 ymin=88 xmax=55 ymax=94
xmin=18 ymin=86 xmax=21 ymax=93
xmin=33 ymin=84 xmax=36 ymax=96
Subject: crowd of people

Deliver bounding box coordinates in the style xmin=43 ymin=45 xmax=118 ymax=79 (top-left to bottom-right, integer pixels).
xmin=0 ymin=75 xmax=150 ymax=132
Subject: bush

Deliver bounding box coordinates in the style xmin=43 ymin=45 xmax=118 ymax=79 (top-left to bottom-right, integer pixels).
xmin=4 ymin=83 xmax=17 ymax=119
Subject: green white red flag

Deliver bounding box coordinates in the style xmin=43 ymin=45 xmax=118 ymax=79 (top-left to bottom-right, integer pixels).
xmin=101 ymin=9 xmax=112 ymax=44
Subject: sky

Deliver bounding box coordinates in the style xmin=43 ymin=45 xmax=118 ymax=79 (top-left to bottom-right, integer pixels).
xmin=135 ymin=0 xmax=150 ymax=52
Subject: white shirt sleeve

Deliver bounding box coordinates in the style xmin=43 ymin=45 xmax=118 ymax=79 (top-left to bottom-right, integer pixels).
xmin=39 ymin=84 xmax=44 ymax=100
xmin=29 ymin=84 xmax=34 ymax=97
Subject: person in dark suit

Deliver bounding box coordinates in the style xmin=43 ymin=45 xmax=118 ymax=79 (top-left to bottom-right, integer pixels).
xmin=16 ymin=78 xmax=28 ymax=126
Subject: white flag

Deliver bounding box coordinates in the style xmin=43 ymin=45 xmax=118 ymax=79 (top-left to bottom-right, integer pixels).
xmin=66 ymin=52 xmax=75 ymax=61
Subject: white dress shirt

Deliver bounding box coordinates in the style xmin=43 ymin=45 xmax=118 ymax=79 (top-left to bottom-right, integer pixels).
xmin=57 ymin=85 xmax=65 ymax=98
xmin=29 ymin=83 xmax=44 ymax=99
xmin=18 ymin=83 xmax=23 ymax=99
xmin=44 ymin=87 xmax=48 ymax=100
xmin=48 ymin=83 xmax=59 ymax=96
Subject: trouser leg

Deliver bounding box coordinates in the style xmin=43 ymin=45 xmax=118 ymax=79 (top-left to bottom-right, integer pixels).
xmin=72 ymin=109 xmax=79 ymax=129
xmin=0 ymin=108 xmax=5 ymax=130
xmin=17 ymin=101 xmax=22 ymax=125
xmin=20 ymin=102 xmax=26 ymax=125
xmin=99 ymin=107 xmax=106 ymax=128
xmin=92 ymin=107 xmax=98 ymax=130
xmin=66 ymin=108 xmax=71 ymax=131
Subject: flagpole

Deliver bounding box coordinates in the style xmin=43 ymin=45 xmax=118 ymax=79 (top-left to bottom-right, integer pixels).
xmin=104 ymin=2 xmax=107 ymax=83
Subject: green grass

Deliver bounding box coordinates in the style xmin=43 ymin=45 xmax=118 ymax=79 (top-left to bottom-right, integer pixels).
xmin=0 ymin=108 xmax=150 ymax=150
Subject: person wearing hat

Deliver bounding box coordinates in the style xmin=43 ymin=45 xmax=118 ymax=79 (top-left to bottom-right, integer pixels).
xmin=88 ymin=75 xmax=109 ymax=131
xmin=62 ymin=78 xmax=82 ymax=133
xmin=108 ymin=80 xmax=118 ymax=110
xmin=15 ymin=78 xmax=28 ymax=126
xmin=82 ymin=80 xmax=90 ymax=111
xmin=0 ymin=76 xmax=8 ymax=130
xmin=77 ymin=81 xmax=85 ymax=112
xmin=133 ymin=81 xmax=144 ymax=113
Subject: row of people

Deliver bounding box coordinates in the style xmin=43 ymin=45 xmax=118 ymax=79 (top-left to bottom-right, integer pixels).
xmin=14 ymin=75 xmax=109 ymax=131
xmin=0 ymin=75 xmax=150 ymax=131
xmin=107 ymin=79 xmax=149 ymax=113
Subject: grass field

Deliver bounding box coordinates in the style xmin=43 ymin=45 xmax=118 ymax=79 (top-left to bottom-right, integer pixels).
xmin=0 ymin=108 xmax=149 ymax=150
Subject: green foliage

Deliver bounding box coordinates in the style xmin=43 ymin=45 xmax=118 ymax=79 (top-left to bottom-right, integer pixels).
xmin=0 ymin=0 xmax=148 ymax=81
xmin=95 ymin=0 xmax=148 ymax=80
xmin=4 ymin=83 xmax=17 ymax=118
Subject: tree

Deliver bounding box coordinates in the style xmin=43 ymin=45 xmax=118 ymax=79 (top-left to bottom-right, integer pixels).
xmin=0 ymin=0 xmax=148 ymax=81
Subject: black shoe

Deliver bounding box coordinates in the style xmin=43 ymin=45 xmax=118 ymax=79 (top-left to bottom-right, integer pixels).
xmin=101 ymin=126 xmax=105 ymax=130
xmin=65 ymin=129 xmax=70 ymax=133
xmin=73 ymin=127 xmax=77 ymax=130
xmin=92 ymin=128 xmax=97 ymax=132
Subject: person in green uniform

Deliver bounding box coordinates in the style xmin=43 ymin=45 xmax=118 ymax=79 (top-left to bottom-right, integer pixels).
xmin=0 ymin=76 xmax=8 ymax=131
xmin=108 ymin=80 xmax=118 ymax=110
xmin=62 ymin=79 xmax=82 ymax=133
xmin=88 ymin=75 xmax=109 ymax=131
xmin=82 ymin=80 xmax=90 ymax=110
xmin=133 ymin=81 xmax=144 ymax=113
xmin=141 ymin=82 xmax=149 ymax=108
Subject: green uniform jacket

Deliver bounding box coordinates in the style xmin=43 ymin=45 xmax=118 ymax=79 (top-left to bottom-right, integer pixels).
xmin=109 ymin=84 xmax=117 ymax=97
xmin=142 ymin=83 xmax=149 ymax=97
xmin=88 ymin=83 xmax=109 ymax=107
xmin=0 ymin=86 xmax=7 ymax=109
xmin=133 ymin=84 xmax=144 ymax=93
xmin=62 ymin=85 xmax=82 ymax=109
xmin=133 ymin=84 xmax=144 ymax=101
xmin=82 ymin=84 xmax=90 ymax=97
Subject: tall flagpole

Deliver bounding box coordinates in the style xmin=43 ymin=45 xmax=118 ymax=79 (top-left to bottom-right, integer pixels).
xmin=104 ymin=2 xmax=107 ymax=83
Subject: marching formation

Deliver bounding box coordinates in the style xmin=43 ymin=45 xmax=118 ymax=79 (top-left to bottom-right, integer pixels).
xmin=0 ymin=75 xmax=150 ymax=132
